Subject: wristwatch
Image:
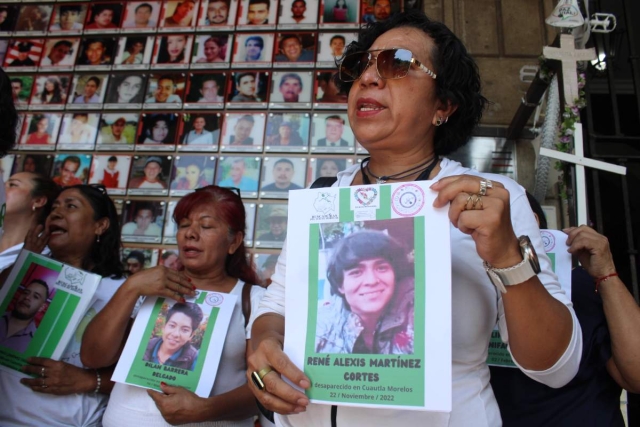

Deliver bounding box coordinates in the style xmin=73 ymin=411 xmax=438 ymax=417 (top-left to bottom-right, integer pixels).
xmin=483 ymin=235 xmax=541 ymax=294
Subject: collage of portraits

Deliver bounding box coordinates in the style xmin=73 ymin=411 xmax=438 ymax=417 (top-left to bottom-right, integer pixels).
xmin=0 ymin=0 xmax=423 ymax=279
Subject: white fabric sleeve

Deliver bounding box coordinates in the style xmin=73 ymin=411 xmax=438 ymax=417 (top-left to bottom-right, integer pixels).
xmin=496 ymin=186 xmax=583 ymax=388
xmin=254 ymin=240 xmax=288 ymax=319
xmin=246 ymin=285 xmax=267 ymax=338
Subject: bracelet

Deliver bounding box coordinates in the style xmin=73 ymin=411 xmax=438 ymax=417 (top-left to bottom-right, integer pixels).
xmin=595 ymin=272 xmax=618 ymax=293
xmin=93 ymin=369 xmax=101 ymax=394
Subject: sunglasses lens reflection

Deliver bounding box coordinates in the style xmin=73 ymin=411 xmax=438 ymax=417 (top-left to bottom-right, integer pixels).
xmin=339 ymin=49 xmax=413 ymax=82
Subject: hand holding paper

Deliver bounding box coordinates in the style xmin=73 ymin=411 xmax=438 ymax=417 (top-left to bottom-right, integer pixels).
xmin=148 ymin=382 xmax=208 ymax=424
xmin=19 ymin=357 xmax=96 ymax=395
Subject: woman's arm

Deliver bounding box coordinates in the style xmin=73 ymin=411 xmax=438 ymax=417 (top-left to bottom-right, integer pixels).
xmin=148 ymin=341 xmax=259 ymax=424
xmin=565 ymin=225 xmax=640 ymax=393
xmin=81 ymin=266 xmax=195 ymax=368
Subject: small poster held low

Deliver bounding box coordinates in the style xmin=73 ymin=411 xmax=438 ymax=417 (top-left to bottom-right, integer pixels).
xmin=112 ymin=290 xmax=236 ymax=396
xmin=0 ymin=250 xmax=101 ymax=374
xmin=285 ymin=182 xmax=452 ymax=412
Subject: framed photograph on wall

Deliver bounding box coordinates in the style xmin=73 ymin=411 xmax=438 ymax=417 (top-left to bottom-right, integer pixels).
xmin=219 ymin=112 xmax=265 ymax=152
xmin=121 ymin=1 xmax=162 ymax=32
xmin=196 ymin=0 xmax=238 ymax=31
xmin=88 ymin=154 xmax=133 ymax=195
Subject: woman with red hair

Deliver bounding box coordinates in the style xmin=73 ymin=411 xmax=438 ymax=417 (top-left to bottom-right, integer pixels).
xmin=81 ymin=185 xmax=264 ymax=427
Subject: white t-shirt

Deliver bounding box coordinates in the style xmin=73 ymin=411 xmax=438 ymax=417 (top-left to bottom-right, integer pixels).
xmin=103 ymin=280 xmax=266 ymax=427
xmin=0 ymin=276 xmax=126 ymax=427
xmin=256 ymin=158 xmax=582 ymax=427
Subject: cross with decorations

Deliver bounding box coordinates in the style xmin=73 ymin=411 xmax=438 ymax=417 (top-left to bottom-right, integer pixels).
xmin=540 ymin=34 xmax=626 ymax=225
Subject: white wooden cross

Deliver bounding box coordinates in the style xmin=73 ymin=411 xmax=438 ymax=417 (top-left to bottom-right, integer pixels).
xmin=541 ymin=34 xmax=626 ymax=225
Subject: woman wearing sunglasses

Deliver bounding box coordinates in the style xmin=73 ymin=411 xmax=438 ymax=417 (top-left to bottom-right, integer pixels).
xmin=246 ymin=9 xmax=581 ymax=427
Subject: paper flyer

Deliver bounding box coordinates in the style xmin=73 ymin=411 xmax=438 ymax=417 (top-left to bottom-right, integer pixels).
xmin=487 ymin=229 xmax=572 ymax=367
xmin=112 ymin=290 xmax=236 ymax=397
xmin=0 ymin=250 xmax=101 ymax=374
xmin=284 ymin=182 xmax=452 ymax=412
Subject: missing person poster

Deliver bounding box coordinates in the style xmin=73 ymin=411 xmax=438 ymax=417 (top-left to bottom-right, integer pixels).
xmin=486 ymin=228 xmax=572 ymax=367
xmin=112 ymin=290 xmax=236 ymax=397
xmin=285 ymin=182 xmax=452 ymax=412
xmin=0 ymin=250 xmax=101 ymax=374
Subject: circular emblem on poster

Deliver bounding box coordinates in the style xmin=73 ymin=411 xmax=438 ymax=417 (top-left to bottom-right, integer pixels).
xmin=205 ymin=293 xmax=224 ymax=306
xmin=392 ymin=184 xmax=425 ymax=217
xmin=541 ymin=230 xmax=555 ymax=252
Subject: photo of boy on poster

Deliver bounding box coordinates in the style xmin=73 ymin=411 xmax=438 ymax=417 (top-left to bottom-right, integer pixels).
xmin=231 ymin=34 xmax=274 ymax=66
xmin=143 ymin=302 xmax=205 ymax=371
xmin=315 ymin=222 xmax=415 ymax=355
xmin=96 ymin=113 xmax=139 ymax=147
xmin=265 ymin=112 xmax=310 ymax=151
xmin=185 ymin=72 xmax=227 ymax=106
xmin=49 ymin=4 xmax=87 ymax=33
xmin=51 ymin=154 xmax=91 ymax=186
xmin=121 ymin=1 xmax=161 ymax=30
xmin=319 ymin=0 xmax=359 ymax=27
xmin=123 ymin=248 xmax=159 ymax=275
xmin=0 ymin=270 xmax=56 ymax=353
xmin=137 ymin=113 xmax=179 ymax=146
xmin=38 ymin=38 xmax=79 ymax=69
xmin=69 ymin=75 xmax=108 ymax=106
xmin=179 ymin=113 xmax=221 ymax=146
xmin=144 ymin=74 xmax=186 ymax=106
xmin=215 ymin=156 xmax=261 ymax=196
xmin=88 ymin=155 xmax=132 ymax=194
xmin=121 ymin=200 xmax=165 ymax=240
xmin=274 ymin=33 xmax=316 ymax=65
xmin=227 ymin=72 xmax=269 ymax=105
xmin=105 ymin=74 xmax=148 ymax=106
xmin=113 ymin=37 xmax=154 ymax=68
xmin=220 ymin=113 xmax=265 ymax=151
xmin=315 ymin=32 xmax=356 ymax=66
xmin=84 ymin=3 xmax=123 ymax=31
xmin=4 ymin=40 xmax=43 ymax=69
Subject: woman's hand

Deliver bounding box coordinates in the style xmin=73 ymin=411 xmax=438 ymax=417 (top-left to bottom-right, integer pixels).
xmin=124 ymin=265 xmax=196 ymax=302
xmin=564 ymin=225 xmax=616 ymax=278
xmin=20 ymin=357 xmax=96 ymax=395
xmin=23 ymin=224 xmax=49 ymax=254
xmin=148 ymin=383 xmax=208 ymax=425
xmin=431 ymin=175 xmax=521 ymax=268
xmin=247 ymin=334 xmax=310 ymax=415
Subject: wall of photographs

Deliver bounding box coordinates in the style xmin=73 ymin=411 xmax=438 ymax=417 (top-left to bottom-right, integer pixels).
xmin=0 ymin=0 xmax=422 ymax=280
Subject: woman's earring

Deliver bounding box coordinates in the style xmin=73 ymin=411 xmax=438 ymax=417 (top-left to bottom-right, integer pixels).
xmin=96 ymin=234 xmax=100 ymax=243
xmin=32 ymin=205 xmax=36 ymax=212
xmin=435 ymin=116 xmax=448 ymax=126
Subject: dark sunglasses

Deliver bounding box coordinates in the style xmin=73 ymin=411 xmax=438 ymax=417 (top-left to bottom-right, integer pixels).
xmin=338 ymin=48 xmax=437 ymax=82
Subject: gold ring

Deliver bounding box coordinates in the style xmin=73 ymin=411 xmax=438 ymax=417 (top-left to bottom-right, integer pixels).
xmin=251 ymin=366 xmax=274 ymax=391
xmin=472 ymin=194 xmax=483 ymax=209
xmin=41 ymin=367 xmax=45 ymax=378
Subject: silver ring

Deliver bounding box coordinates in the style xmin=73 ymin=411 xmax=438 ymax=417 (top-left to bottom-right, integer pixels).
xmin=41 ymin=378 xmax=47 ymax=388
xmin=479 ymin=179 xmax=493 ymax=196
xmin=41 ymin=367 xmax=45 ymax=378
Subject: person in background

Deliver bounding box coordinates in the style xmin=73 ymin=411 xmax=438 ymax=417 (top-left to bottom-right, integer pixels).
xmin=23 ymin=115 xmax=54 ymax=145
xmin=0 ymin=68 xmax=19 ymax=234
xmin=205 ymin=0 xmax=230 ymax=25
xmin=145 ymin=75 xmax=181 ymax=104
xmin=261 ymin=158 xmax=302 ymax=192
xmin=329 ymin=35 xmax=346 ymax=57
xmin=232 ymin=73 xmax=259 ymax=102
xmin=270 ymin=122 xmax=303 ymax=146
xmin=140 ymin=115 xmax=174 ymax=144
xmin=34 ymin=76 xmax=66 ymax=105
xmin=129 ymin=157 xmax=167 ymax=189
xmin=163 ymin=0 xmax=195 ymax=27
xmin=51 ymin=5 xmax=83 ymax=31
xmin=275 ymin=35 xmax=314 ymax=62
xmin=278 ymin=73 xmax=303 ymax=103
xmin=490 ymin=195 xmax=640 ymax=426
xmin=171 ymin=159 xmax=209 ymax=191
xmin=99 ymin=117 xmax=128 ymax=144
xmin=73 ymin=76 xmax=101 ymax=104
xmin=316 ymin=158 xmax=343 ymax=178
xmin=10 ymin=43 xmax=36 ymax=67
xmin=130 ymin=3 xmax=155 ymax=28
xmin=78 ymin=39 xmax=112 ymax=66
xmin=52 ymin=156 xmax=83 ymax=187
xmin=0 ymin=173 xmax=58 ymax=273
xmin=196 ymin=36 xmax=227 ymax=63
xmin=156 ymin=34 xmax=189 ymax=64
xmin=86 ymin=4 xmax=119 ymax=30
xmin=107 ymin=75 xmax=145 ymax=104
xmin=99 ymin=156 xmax=119 ymax=188
xmin=40 ymin=40 xmax=73 ymax=67
xmin=217 ymin=158 xmax=258 ymax=192
xmin=58 ymin=113 xmax=93 ymax=144
xmin=317 ymin=115 xmax=349 ymax=147
xmin=159 ymin=250 xmax=179 ymax=271
xmin=82 ymin=186 xmax=264 ymax=427
xmin=228 ymin=115 xmax=256 ymax=145
xmin=10 ymin=78 xmax=26 ymax=107
xmin=197 ymin=76 xmax=224 ymax=103
xmin=290 ymin=0 xmax=307 ymax=23
xmin=0 ymin=279 xmax=50 ymax=352
xmin=182 ymin=115 xmax=217 ymax=145
xmin=119 ymin=38 xmax=146 ymax=65
xmin=246 ymin=0 xmax=269 ymax=25
xmin=258 ymin=208 xmax=287 ymax=242
xmin=243 ymin=36 xmax=264 ymax=62
xmin=125 ymin=250 xmax=146 ymax=275
xmin=122 ymin=202 xmax=161 ymax=237
xmin=0 ymin=184 xmax=126 ymax=427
